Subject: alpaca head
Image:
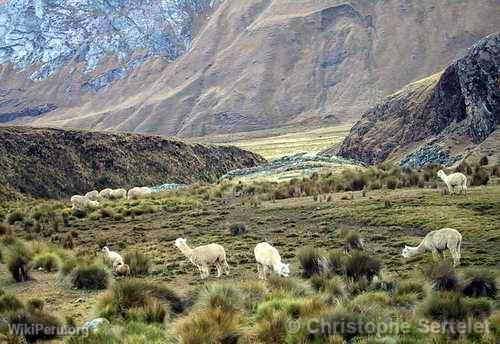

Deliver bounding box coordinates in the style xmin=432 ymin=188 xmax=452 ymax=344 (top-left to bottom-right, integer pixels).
xmin=175 ymin=238 xmax=187 ymax=249
xmin=401 ymin=245 xmax=415 ymax=258
xmin=276 ymin=262 xmax=290 ymax=277
xmin=102 ymin=246 xmax=110 ymax=254
xmin=437 ymin=170 xmax=446 ymax=180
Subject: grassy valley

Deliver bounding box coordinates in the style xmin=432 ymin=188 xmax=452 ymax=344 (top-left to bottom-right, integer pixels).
xmin=0 ymin=160 xmax=498 ymax=343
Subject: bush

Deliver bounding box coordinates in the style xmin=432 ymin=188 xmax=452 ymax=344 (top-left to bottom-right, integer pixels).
xmin=72 ymin=208 xmax=87 ymax=219
xmin=419 ymin=292 xmax=467 ymax=322
xmin=96 ymin=279 xmax=184 ymax=321
xmin=327 ymin=250 xmax=346 ymax=275
xmin=6 ymin=210 xmax=24 ymax=225
xmin=32 ymin=252 xmax=61 ymax=272
xmin=7 ymin=309 xmax=62 ymax=342
xmin=345 ymin=252 xmax=381 ymax=283
xmin=479 ymin=155 xmax=489 ymax=166
xmin=471 ymin=168 xmax=490 ymax=186
xmin=0 ymin=223 xmax=12 ymax=235
xmin=424 ymin=261 xmax=459 ymax=291
xmin=69 ymin=262 xmax=110 ymax=290
xmin=344 ymin=231 xmax=363 ymax=253
xmin=6 ymin=245 xmax=31 ymax=282
xmin=228 ymin=223 xmax=247 ymax=236
xmin=0 ymin=293 xmax=24 ymax=313
xmin=462 ymin=269 xmax=497 ymax=298
xmin=369 ymin=181 xmax=381 ymax=190
xmin=26 ymin=298 xmax=45 ymax=312
xmin=386 ymin=178 xmax=397 ymax=190
xmin=124 ymin=251 xmax=152 ymax=276
xmin=297 ymin=247 xmax=326 ymax=278
xmin=463 ymin=297 xmax=493 ymax=319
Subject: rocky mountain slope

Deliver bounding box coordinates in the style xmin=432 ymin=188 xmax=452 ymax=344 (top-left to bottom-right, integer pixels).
xmin=338 ymin=32 xmax=499 ymax=167
xmin=1 ymin=0 xmax=499 ymax=136
xmin=0 ymin=126 xmax=264 ymax=199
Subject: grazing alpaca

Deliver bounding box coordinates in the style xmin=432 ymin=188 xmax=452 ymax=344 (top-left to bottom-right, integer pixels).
xmin=174 ymin=238 xmax=229 ymax=279
xmin=437 ymin=170 xmax=467 ymax=195
xmin=402 ymin=228 xmax=462 ymax=266
xmin=114 ymin=263 xmax=130 ymax=277
xmin=101 ymin=246 xmax=124 ymax=268
xmin=254 ymin=242 xmax=290 ymax=280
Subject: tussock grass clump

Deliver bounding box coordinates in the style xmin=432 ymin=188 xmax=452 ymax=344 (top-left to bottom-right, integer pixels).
xmin=99 ymin=208 xmax=116 ymax=219
xmin=124 ymin=251 xmax=152 ymax=276
xmin=237 ymin=280 xmax=267 ymax=312
xmin=310 ymin=275 xmax=346 ymax=300
xmin=424 ymin=261 xmax=459 ymax=291
xmin=351 ymin=291 xmax=392 ymax=309
xmin=0 ymin=223 xmax=12 ymax=235
xmin=72 ymin=208 xmax=87 ymax=218
xmin=298 ymin=247 xmax=326 ymax=278
xmin=0 ymin=293 xmax=24 ymax=313
xmin=229 ymin=223 xmax=247 ymax=236
xmin=6 ymin=243 xmax=32 ymax=282
xmin=26 ymin=298 xmax=45 ymax=312
xmin=345 ymin=252 xmax=381 ymax=283
xmin=344 ymin=231 xmax=364 ymax=253
xmin=471 ymin=167 xmax=490 ymax=186
xmin=97 ymin=279 xmax=184 ymax=321
xmin=419 ymin=291 xmax=467 ymax=322
xmin=267 ymin=276 xmax=310 ymax=297
xmin=6 ymin=210 xmax=25 ymax=225
xmin=6 ymin=309 xmax=62 ymax=343
xmin=317 ymin=306 xmax=372 ymax=340
xmin=32 ymin=252 xmax=61 ymax=272
xmin=462 ymin=268 xmax=497 ymax=298
xmin=69 ymin=262 xmax=110 ymax=290
xmin=489 ymin=310 xmax=500 ymax=339
xmin=393 ymin=279 xmax=427 ymax=306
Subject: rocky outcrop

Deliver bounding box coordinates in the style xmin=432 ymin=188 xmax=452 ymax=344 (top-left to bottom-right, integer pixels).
xmin=0 ymin=126 xmax=264 ymax=199
xmin=1 ymin=0 xmax=499 ymax=136
xmin=338 ymin=32 xmax=499 ymax=167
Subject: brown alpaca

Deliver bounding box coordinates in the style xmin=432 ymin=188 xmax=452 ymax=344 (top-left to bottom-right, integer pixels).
xmin=114 ymin=263 xmax=130 ymax=277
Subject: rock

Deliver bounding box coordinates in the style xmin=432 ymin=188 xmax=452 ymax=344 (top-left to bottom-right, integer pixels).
xmin=339 ymin=32 xmax=499 ymax=166
xmin=82 ymin=318 xmax=110 ymax=334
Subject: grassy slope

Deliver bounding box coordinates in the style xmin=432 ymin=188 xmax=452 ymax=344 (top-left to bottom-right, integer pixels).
xmin=1 ymin=184 xmax=499 ymax=327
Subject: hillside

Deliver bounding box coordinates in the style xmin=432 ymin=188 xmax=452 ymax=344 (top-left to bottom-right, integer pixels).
xmin=338 ymin=32 xmax=499 ymax=167
xmin=1 ymin=0 xmax=499 ymax=136
xmin=0 ymin=126 xmax=264 ymax=199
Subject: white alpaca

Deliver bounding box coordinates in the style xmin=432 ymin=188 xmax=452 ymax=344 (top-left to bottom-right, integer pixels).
xmin=128 ymin=187 xmax=152 ymax=200
xmin=254 ymin=242 xmax=290 ymax=280
xmin=402 ymin=228 xmax=462 ymax=266
xmin=71 ymin=195 xmax=100 ymax=211
xmin=437 ymin=170 xmax=467 ymax=195
xmin=99 ymin=188 xmax=113 ymax=199
xmin=85 ymin=190 xmax=99 ymax=201
xmin=109 ymin=188 xmax=127 ymax=200
xmin=102 ymin=246 xmax=124 ymax=268
xmin=174 ymin=238 xmax=230 ymax=279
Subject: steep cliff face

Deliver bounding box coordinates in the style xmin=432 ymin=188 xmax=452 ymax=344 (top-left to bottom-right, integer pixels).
xmin=0 ymin=126 xmax=264 ymax=199
xmin=1 ymin=0 xmax=499 ymax=136
xmin=338 ymin=32 xmax=499 ymax=167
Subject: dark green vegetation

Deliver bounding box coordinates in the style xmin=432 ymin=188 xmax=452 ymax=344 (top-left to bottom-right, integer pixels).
xmin=0 ymin=163 xmax=498 ymax=343
xmin=0 ymin=126 xmax=264 ymax=200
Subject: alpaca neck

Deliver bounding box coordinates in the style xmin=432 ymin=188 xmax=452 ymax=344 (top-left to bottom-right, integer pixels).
xmin=408 ymin=244 xmax=426 ymax=256
xmin=178 ymin=243 xmax=193 ymax=257
xmin=438 ymin=174 xmax=448 ymax=184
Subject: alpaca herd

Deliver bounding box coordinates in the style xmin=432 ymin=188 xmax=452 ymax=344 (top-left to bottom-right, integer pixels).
xmin=71 ymin=186 xmax=152 ymax=210
xmin=95 ymin=170 xmax=467 ymax=279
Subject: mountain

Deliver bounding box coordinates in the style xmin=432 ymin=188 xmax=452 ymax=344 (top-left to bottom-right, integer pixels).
xmin=0 ymin=0 xmax=499 ymax=136
xmin=338 ymin=32 xmax=499 ymax=167
xmin=0 ymin=126 xmax=264 ymax=200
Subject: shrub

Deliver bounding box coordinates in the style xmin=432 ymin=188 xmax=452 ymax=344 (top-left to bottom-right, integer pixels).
xmin=72 ymin=208 xmax=87 ymax=219
xmin=386 ymin=178 xmax=397 ymax=190
xmin=124 ymin=251 xmax=152 ymax=276
xmin=419 ymin=292 xmax=467 ymax=322
xmin=369 ymin=181 xmax=381 ymax=190
xmin=32 ymin=252 xmax=61 ymax=272
xmin=327 ymin=250 xmax=346 ymax=275
xmin=59 ymin=257 xmax=78 ymax=277
xmin=349 ymin=176 xmax=366 ymax=191
xmin=0 ymin=293 xmax=24 ymax=313
xmin=62 ymin=233 xmax=74 ymax=249
xmin=298 ymin=247 xmax=326 ymax=278
xmin=424 ymin=261 xmax=459 ymax=291
xmin=0 ymin=223 xmax=12 ymax=235
xmin=88 ymin=212 xmax=101 ymax=221
xmin=26 ymin=298 xmax=45 ymax=312
xmin=69 ymin=262 xmax=110 ymax=290
xmin=462 ymin=269 xmax=497 ymax=298
xmin=471 ymin=168 xmax=490 ymax=186
xmin=96 ymin=279 xmax=184 ymax=321
xmin=344 ymin=231 xmax=363 ymax=253
xmin=6 ymin=245 xmax=31 ymax=282
xmin=6 ymin=210 xmax=24 ymax=225
xmin=463 ymin=297 xmax=493 ymax=319
xmin=479 ymin=155 xmax=489 ymax=166
xmin=7 ymin=309 xmax=62 ymax=342
xmin=345 ymin=252 xmax=381 ymax=283
xmin=228 ymin=223 xmax=247 ymax=236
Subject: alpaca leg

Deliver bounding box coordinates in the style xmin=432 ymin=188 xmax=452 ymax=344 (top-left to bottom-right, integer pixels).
xmin=262 ymin=265 xmax=269 ymax=280
xmin=203 ymin=265 xmax=210 ymax=278
xmin=257 ymin=263 xmax=263 ymax=279
xmin=431 ymin=249 xmax=440 ymax=261
xmin=215 ymin=263 xmax=222 ymax=278
xmin=223 ymin=259 xmax=230 ymax=275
